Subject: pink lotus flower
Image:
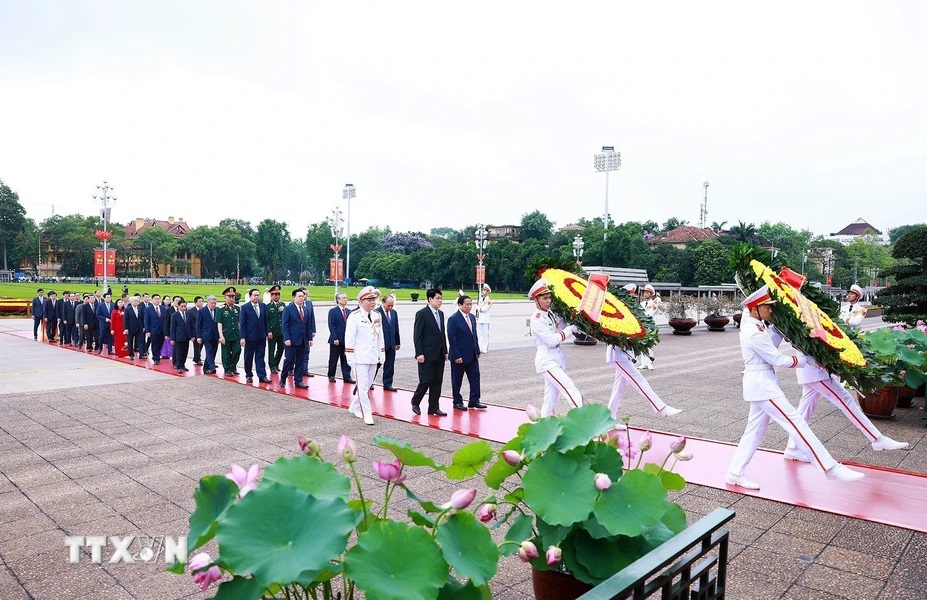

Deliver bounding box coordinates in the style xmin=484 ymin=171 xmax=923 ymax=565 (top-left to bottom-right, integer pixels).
xmin=525 ymin=404 xmax=541 ymax=422
xmin=893 ymin=324 xmax=907 ymax=331
xmin=193 ymin=565 xmax=222 ymax=591
xmin=669 ymin=436 xmax=687 ymax=454
xmin=619 ymin=445 xmax=640 ymax=466
xmin=226 ymin=464 xmax=260 ymax=498
xmin=443 ymin=488 xmax=477 ymax=510
xmin=338 ymin=435 xmax=357 ymax=463
xmin=298 ymin=436 xmax=320 ymax=456
xmin=594 ymin=473 xmax=611 ymax=491
xmin=638 ymin=431 xmax=653 ymax=452
xmin=188 ymin=552 xmax=210 ymax=571
xmin=476 ymin=503 xmax=497 ymax=523
xmin=546 ymin=546 xmax=562 ymax=566
xmin=502 ymin=450 xmax=523 ymax=466
xmin=517 ymin=540 xmax=540 ymax=562
xmin=602 ymin=428 xmax=624 ymax=447
xmin=676 ymin=450 xmax=694 ymax=461
xmin=373 ymin=459 xmax=406 ymax=484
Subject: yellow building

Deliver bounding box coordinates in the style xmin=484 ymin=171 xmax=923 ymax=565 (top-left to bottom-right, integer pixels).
xmin=124 ymin=217 xmax=202 ymax=278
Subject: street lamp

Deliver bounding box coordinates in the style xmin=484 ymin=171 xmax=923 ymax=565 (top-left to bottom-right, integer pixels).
xmin=343 ymin=184 xmax=356 ymax=284
xmin=92 ymin=181 xmax=117 ymax=291
xmin=593 ymin=146 xmax=621 ymax=240
xmin=572 ymin=234 xmax=585 ymax=266
xmin=474 ymin=223 xmax=488 ymax=287
xmin=327 ymin=206 xmax=344 ymax=294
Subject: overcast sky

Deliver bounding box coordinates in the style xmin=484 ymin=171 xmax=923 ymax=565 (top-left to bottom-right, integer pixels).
xmin=2 ymin=1 xmax=925 ymax=240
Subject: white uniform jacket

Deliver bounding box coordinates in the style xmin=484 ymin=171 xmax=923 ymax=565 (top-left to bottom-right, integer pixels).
xmin=345 ymin=309 xmax=385 ymax=365
xmin=530 ymin=309 xmax=574 ymax=373
xmin=604 ymin=344 xmax=635 ymax=365
xmin=795 ymin=351 xmax=829 ymax=385
xmin=839 ymin=302 xmax=866 ymax=328
xmin=740 ymin=314 xmax=807 ymax=401
xmin=642 ymin=297 xmax=662 ymax=319
xmin=476 ymin=295 xmax=492 ymax=324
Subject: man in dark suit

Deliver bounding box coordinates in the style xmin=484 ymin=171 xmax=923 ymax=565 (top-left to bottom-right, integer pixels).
xmin=410 ymin=288 xmax=448 ymax=416
xmin=196 ymin=296 xmax=220 ymax=374
xmin=327 ymin=292 xmax=354 ymax=384
xmin=189 ymin=296 xmax=203 ymax=365
xmin=43 ymin=291 xmax=59 ymax=342
xmin=31 ymin=288 xmax=45 ymax=341
xmin=239 ymin=288 xmax=272 ymax=383
xmin=297 ymin=286 xmax=317 ymax=378
xmin=124 ymin=295 xmax=145 ymax=359
xmin=280 ymin=289 xmax=311 ymax=389
xmin=95 ymin=292 xmax=115 ymax=354
xmin=61 ymin=292 xmax=76 ymax=346
xmin=169 ymin=298 xmax=194 ymax=372
xmin=80 ymin=294 xmax=99 ymax=353
xmin=376 ymin=293 xmax=400 ymax=391
xmin=447 ymin=295 xmax=487 ymax=410
xmin=55 ymin=291 xmax=67 ymax=345
xmin=144 ymin=293 xmax=168 ymax=365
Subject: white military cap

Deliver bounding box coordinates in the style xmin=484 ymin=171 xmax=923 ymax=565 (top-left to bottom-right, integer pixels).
xmin=849 ymin=284 xmax=863 ymax=296
xmin=643 ymin=284 xmax=655 ymax=294
xmin=742 ymin=285 xmax=777 ymax=310
xmin=529 ymin=278 xmax=551 ymax=299
xmin=623 ymin=283 xmax=638 ymax=293
xmin=357 ymin=286 xmax=380 ymax=301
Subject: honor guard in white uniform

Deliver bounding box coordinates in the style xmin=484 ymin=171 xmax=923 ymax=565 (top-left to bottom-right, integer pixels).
xmin=529 ymin=278 xmax=583 ymax=417
xmin=784 ymin=355 xmax=908 ymax=460
xmin=726 ymin=286 xmax=864 ymax=489
xmin=622 ymin=284 xmax=654 ymax=370
xmin=605 ymin=343 xmax=681 ymax=418
xmin=840 ymin=284 xmax=867 ymax=329
xmin=345 ymin=286 xmax=385 ymax=425
xmin=476 ymin=284 xmax=492 ymax=354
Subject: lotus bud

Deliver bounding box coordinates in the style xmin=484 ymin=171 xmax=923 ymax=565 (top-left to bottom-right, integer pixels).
xmin=638 ymin=431 xmax=653 ymax=452
xmin=443 ymin=488 xmax=478 ymax=510
xmin=373 ymin=459 xmax=406 ymax=484
xmin=546 ymin=546 xmax=562 ymax=566
xmin=502 ymin=450 xmax=523 ymax=466
xmin=676 ymin=450 xmax=694 ymax=461
xmin=476 ymin=503 xmax=497 ymax=523
xmin=517 ymin=541 xmax=540 ymax=562
xmin=525 ymin=404 xmax=541 ymax=422
xmin=188 ymin=552 xmax=211 ymax=571
xmin=594 ymin=473 xmax=611 ymax=491
xmin=193 ymin=565 xmax=222 ymax=592
xmin=298 ymin=436 xmax=320 ymax=456
xmin=669 ymin=436 xmax=686 ymax=454
xmin=338 ymin=434 xmax=357 ymax=463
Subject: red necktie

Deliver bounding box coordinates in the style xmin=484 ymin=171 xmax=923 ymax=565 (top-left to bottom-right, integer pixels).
xmin=298 ymin=306 xmax=304 ymax=321
xmin=342 ymin=308 xmax=347 ymax=321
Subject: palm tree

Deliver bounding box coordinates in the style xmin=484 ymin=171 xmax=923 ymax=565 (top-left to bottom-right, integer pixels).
xmin=710 ymin=221 xmax=728 ymax=233
xmin=729 ymin=221 xmax=757 ymax=243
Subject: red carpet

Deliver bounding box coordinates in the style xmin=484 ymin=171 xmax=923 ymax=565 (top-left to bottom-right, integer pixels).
xmin=13 ymin=332 xmax=927 ymax=534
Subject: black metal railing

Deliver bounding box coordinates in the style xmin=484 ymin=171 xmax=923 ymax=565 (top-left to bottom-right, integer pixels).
xmin=578 ymin=507 xmax=735 ymax=600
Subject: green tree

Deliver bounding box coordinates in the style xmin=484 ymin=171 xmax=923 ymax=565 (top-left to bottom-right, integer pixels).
xmin=844 ymin=235 xmax=894 ymax=286
xmin=690 ymin=239 xmax=732 ymax=285
xmin=185 ymin=226 xmax=255 ymax=279
xmin=219 ymin=219 xmax=254 ymax=241
xmin=520 ymin=210 xmax=554 ymax=243
xmin=254 ymin=219 xmax=291 ymax=277
xmin=305 ymin=221 xmax=334 ymax=282
xmin=877 ymin=225 xmax=927 ymax=326
xmin=662 ymin=217 xmax=689 ymax=231
xmin=0 ymin=180 xmax=26 ymax=271
xmin=41 ymin=214 xmax=99 ymax=276
xmin=347 ymin=226 xmax=390 ymax=281
xmin=888 ymin=224 xmax=926 ymax=244
xmin=134 ymin=226 xmax=180 ymax=278
xmin=710 ymin=221 xmax=728 ymax=233
xmin=729 ymin=221 xmax=757 ymax=243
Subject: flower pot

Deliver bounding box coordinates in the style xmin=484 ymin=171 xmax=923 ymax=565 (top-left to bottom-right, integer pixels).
xmin=704 ymin=315 xmax=730 ymax=332
xmin=857 ymin=387 xmax=899 ymax=420
xmin=897 ymin=385 xmax=917 ymax=408
xmin=732 ymin=312 xmax=742 ymax=328
xmin=668 ymin=317 xmax=697 ymax=335
xmin=532 ymin=567 xmax=593 ymax=600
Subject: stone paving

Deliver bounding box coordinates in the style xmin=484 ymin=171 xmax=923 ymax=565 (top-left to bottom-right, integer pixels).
xmin=0 ymin=304 xmax=925 ymax=599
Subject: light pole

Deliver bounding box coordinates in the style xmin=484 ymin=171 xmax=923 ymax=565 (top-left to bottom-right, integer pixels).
xmin=474 ymin=223 xmax=488 ymax=287
xmin=328 ymin=206 xmax=344 ymax=294
xmin=594 ymin=146 xmax=621 ymax=236
xmin=699 ymin=181 xmax=709 ymax=229
xmin=572 ymin=234 xmax=585 ymax=267
xmin=343 ymin=184 xmax=356 ymax=284
xmin=93 ymin=181 xmax=117 ymax=290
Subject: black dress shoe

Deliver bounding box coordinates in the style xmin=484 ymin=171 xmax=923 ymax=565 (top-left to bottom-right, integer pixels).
xmin=384 ymin=386 xmax=399 ymax=392
xmin=193 ymin=360 xmax=202 ymax=365
xmin=259 ymin=377 xmax=272 ymax=383
xmin=468 ymin=402 xmax=488 ymax=410
xmin=306 ymin=373 xmax=315 ymax=377
xmin=453 ymin=404 xmax=468 ymax=411
xmin=411 ymin=405 xmax=421 ymax=415
xmin=344 ymin=379 xmax=356 ymax=384
xmin=428 ymin=409 xmax=448 ymax=416
xmin=295 ymin=383 xmax=309 ymax=389
xmin=246 ymin=377 xmax=253 ymax=383
xmin=328 ymin=376 xmax=336 ymax=382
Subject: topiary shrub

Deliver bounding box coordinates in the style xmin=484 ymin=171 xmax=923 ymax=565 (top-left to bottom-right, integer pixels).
xmin=877 ymin=225 xmax=927 ymax=326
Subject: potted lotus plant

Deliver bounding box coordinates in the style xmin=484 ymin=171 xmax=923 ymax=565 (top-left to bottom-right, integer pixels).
xmin=857 ymin=324 xmax=927 ymax=417
xmin=702 ymin=296 xmax=730 ymax=332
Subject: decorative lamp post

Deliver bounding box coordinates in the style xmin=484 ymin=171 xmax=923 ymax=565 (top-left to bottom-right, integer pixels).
xmin=327 ymin=206 xmax=345 ymax=294
xmin=593 ymin=146 xmax=621 ymax=240
xmin=572 ymin=234 xmax=585 ymax=267
xmin=92 ymin=181 xmax=117 ymax=290
xmin=342 ymin=184 xmax=356 ymax=284
xmin=474 ymin=223 xmax=488 ymax=287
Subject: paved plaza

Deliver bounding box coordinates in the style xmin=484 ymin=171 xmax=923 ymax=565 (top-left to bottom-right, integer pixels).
xmin=0 ymin=302 xmax=925 ymax=599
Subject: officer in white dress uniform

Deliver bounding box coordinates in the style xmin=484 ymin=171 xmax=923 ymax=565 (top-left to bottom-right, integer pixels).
xmin=476 ymin=284 xmax=492 ymax=354
xmin=605 ymin=342 xmax=681 ymax=418
xmin=726 ymin=285 xmax=864 ymax=489
xmin=345 ymin=286 xmax=385 ymax=426
xmin=839 ymin=284 xmax=867 ymax=329
xmin=529 ymin=278 xmax=583 ymax=417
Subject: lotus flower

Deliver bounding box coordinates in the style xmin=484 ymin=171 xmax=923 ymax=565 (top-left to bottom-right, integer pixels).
xmin=443 ymin=488 xmax=477 ymax=510
xmin=546 ymin=546 xmax=562 ymax=566
xmin=476 ymin=503 xmax=497 ymax=523
xmin=517 ymin=540 xmax=539 ymax=562
xmin=502 ymin=450 xmax=523 ymax=466
xmin=338 ymin=435 xmax=357 ymax=463
xmin=226 ymin=464 xmax=260 ymax=498
xmin=188 ymin=552 xmax=210 ymax=571
xmin=638 ymin=431 xmax=653 ymax=452
xmin=603 ymin=428 xmax=624 ymax=447
xmin=669 ymin=436 xmax=687 ymax=454
xmin=298 ymin=436 xmax=320 ymax=456
xmin=594 ymin=473 xmax=611 ymax=491
xmin=676 ymin=450 xmax=694 ymax=461
xmin=525 ymin=404 xmax=540 ymax=422
xmin=193 ymin=565 xmax=222 ymax=591
xmin=373 ymin=459 xmax=406 ymax=484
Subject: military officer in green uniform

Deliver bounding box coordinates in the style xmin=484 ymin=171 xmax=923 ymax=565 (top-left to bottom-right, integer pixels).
xmin=218 ymin=286 xmax=242 ymax=376
xmin=266 ymin=285 xmax=285 ymax=373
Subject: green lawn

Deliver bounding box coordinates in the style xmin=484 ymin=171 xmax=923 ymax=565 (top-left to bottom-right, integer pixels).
xmin=0 ymin=282 xmax=525 ymax=303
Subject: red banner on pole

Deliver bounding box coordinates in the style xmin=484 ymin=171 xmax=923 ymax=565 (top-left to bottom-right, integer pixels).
xmin=475 ymin=265 xmax=486 ymax=285
xmin=827 ymin=274 xmax=833 ymax=287
xmin=330 ymin=258 xmax=344 ymax=282
xmin=94 ymin=249 xmax=117 ymax=277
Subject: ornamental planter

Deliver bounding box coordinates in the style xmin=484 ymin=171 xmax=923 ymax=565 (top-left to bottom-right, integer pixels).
xmin=668 ymin=317 xmax=697 ymax=335
xmin=897 ymin=385 xmax=917 ymax=408
xmin=532 ymin=567 xmax=593 ymax=600
xmin=857 ymin=387 xmax=899 ymax=420
xmin=704 ymin=315 xmax=730 ymax=332
xmin=732 ymin=312 xmax=742 ymax=328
